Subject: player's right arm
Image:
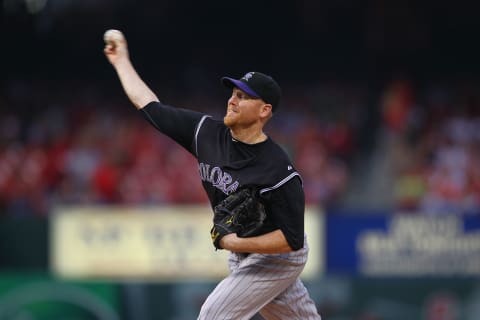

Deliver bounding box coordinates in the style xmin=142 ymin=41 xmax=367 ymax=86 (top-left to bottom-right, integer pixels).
xmin=103 ymin=29 xmax=208 ymax=154
xmin=103 ymin=29 xmax=159 ymax=109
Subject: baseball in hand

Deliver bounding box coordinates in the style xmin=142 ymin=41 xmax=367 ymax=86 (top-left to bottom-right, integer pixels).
xmin=103 ymin=29 xmax=124 ymax=46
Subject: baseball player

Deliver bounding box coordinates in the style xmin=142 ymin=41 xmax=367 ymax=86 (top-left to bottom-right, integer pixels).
xmin=104 ymin=30 xmax=321 ymax=320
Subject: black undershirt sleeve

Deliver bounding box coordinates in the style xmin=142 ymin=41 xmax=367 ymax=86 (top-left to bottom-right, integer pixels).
xmin=140 ymin=101 xmax=206 ymax=154
xmin=266 ymin=176 xmax=305 ymax=251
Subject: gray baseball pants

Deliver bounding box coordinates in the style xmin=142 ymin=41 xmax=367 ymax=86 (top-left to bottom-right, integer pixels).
xmin=198 ymin=236 xmax=321 ymax=320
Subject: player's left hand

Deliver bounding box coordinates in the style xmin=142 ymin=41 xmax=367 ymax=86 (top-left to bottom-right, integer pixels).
xmin=210 ymin=188 xmax=266 ymax=250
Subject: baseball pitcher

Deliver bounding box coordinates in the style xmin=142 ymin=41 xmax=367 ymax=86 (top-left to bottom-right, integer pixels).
xmin=104 ymin=29 xmax=321 ymax=320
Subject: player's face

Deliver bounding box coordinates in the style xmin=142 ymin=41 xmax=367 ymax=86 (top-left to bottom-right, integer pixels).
xmin=224 ymin=88 xmax=266 ymax=128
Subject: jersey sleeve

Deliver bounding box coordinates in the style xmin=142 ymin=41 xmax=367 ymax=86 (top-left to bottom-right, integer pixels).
xmin=140 ymin=101 xmax=207 ymax=155
xmin=263 ymin=176 xmax=305 ymax=251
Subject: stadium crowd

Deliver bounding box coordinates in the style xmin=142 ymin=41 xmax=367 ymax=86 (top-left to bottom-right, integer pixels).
xmin=1 ymin=76 xmax=479 ymax=217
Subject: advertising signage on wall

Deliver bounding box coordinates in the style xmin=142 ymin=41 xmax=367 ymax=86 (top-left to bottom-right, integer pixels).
xmin=50 ymin=206 xmax=323 ymax=281
xmin=327 ymin=214 xmax=480 ymax=276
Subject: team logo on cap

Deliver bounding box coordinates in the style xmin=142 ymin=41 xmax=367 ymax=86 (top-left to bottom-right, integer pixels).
xmin=242 ymin=72 xmax=254 ymax=81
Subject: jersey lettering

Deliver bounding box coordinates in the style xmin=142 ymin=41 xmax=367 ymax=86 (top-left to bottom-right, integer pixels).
xmin=198 ymin=162 xmax=239 ymax=195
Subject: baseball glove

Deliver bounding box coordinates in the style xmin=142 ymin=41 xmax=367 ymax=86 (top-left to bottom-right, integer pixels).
xmin=210 ymin=188 xmax=266 ymax=250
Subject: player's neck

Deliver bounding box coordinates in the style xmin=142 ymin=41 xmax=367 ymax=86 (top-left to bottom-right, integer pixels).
xmin=230 ymin=128 xmax=267 ymax=144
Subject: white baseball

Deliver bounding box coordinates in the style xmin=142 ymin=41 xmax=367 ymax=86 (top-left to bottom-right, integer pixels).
xmin=103 ymin=29 xmax=124 ymax=45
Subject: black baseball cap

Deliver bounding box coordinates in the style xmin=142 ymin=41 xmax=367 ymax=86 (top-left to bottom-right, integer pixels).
xmin=221 ymin=72 xmax=282 ymax=112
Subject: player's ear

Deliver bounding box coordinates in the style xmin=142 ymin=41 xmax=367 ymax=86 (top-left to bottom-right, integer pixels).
xmin=260 ymin=103 xmax=273 ymax=119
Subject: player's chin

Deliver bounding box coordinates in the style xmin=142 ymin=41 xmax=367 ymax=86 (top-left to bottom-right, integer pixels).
xmin=223 ymin=115 xmax=237 ymax=128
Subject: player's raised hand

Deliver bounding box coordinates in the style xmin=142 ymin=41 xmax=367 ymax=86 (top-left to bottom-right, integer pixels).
xmin=103 ymin=29 xmax=129 ymax=65
xmin=102 ymin=29 xmax=159 ymax=109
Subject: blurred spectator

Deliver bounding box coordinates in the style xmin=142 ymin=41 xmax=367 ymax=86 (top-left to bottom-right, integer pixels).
xmin=381 ymin=78 xmax=415 ymax=135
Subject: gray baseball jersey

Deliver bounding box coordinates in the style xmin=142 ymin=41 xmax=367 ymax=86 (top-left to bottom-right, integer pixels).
xmin=141 ymin=101 xmax=321 ymax=319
